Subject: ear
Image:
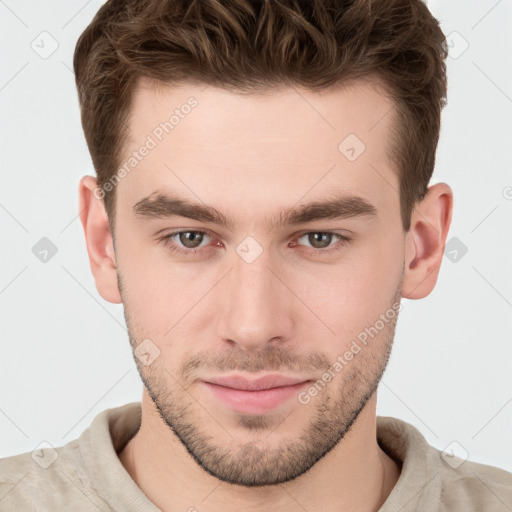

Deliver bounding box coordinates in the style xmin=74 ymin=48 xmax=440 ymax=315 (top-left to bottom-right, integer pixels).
xmin=78 ymin=176 xmax=122 ymax=304
xmin=402 ymin=182 xmax=453 ymax=299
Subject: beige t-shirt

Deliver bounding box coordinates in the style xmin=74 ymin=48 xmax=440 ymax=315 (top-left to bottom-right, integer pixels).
xmin=0 ymin=402 xmax=511 ymax=511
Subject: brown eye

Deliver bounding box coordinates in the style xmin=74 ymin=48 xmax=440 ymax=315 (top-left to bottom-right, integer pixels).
xmin=178 ymin=231 xmax=206 ymax=249
xmin=159 ymin=229 xmax=212 ymax=254
xmin=306 ymin=232 xmax=334 ymax=249
xmin=293 ymin=231 xmax=352 ymax=256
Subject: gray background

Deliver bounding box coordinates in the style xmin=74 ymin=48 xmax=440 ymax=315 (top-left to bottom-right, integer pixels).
xmin=0 ymin=0 xmax=511 ymax=474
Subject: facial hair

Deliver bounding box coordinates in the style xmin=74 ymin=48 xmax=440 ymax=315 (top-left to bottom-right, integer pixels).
xmin=119 ymin=270 xmax=403 ymax=487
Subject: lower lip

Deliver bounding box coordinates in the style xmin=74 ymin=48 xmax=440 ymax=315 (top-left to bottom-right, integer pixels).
xmin=203 ymin=381 xmax=310 ymax=414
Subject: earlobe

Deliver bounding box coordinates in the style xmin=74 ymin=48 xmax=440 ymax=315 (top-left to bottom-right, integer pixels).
xmin=78 ymin=176 xmax=122 ymax=304
xmin=402 ymin=183 xmax=453 ymax=300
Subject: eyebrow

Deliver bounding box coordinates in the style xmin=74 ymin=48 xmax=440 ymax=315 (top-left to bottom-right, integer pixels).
xmin=132 ymin=191 xmax=377 ymax=231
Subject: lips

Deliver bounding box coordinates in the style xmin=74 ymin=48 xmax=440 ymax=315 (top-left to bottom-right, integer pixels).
xmin=202 ymin=374 xmax=312 ymax=414
xmin=204 ymin=374 xmax=309 ymax=391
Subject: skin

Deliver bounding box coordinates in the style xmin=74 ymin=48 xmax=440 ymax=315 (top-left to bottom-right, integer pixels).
xmin=79 ymin=77 xmax=452 ymax=512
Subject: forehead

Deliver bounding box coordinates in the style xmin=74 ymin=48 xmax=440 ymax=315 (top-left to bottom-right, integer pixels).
xmin=117 ymin=78 xmax=399 ymax=225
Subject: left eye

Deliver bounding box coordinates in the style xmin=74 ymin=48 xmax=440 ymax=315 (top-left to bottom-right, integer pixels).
xmin=296 ymin=232 xmax=345 ymax=250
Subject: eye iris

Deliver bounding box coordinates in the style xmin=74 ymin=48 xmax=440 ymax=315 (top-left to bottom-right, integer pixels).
xmin=179 ymin=232 xmax=204 ymax=248
xmin=309 ymin=232 xmax=332 ymax=249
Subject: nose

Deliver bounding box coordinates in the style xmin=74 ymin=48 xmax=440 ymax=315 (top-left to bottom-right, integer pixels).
xmin=216 ymin=247 xmax=295 ymax=352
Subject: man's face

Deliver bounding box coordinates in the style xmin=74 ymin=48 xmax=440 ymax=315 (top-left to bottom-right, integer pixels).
xmin=114 ymin=79 xmax=405 ymax=486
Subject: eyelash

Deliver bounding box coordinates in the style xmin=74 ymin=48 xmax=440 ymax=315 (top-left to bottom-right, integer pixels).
xmin=157 ymin=229 xmax=352 ymax=257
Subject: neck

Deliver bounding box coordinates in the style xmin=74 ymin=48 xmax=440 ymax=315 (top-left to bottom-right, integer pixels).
xmin=119 ymin=390 xmax=400 ymax=512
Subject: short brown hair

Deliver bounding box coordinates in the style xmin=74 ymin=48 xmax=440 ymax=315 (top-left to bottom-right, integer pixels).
xmin=73 ymin=0 xmax=448 ymax=233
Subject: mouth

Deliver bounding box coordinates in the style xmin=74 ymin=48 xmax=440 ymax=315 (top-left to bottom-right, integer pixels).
xmin=202 ymin=374 xmax=313 ymax=414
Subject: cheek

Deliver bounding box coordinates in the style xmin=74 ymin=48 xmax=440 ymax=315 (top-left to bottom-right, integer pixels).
xmin=117 ymin=239 xmax=219 ymax=343
xmin=117 ymin=221 xmax=403 ymax=351
xmin=295 ymin=234 xmax=403 ymax=346
xmin=116 ymin=237 xmax=181 ymax=332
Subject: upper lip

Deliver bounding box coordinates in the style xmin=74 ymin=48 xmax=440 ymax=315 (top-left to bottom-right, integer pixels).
xmin=204 ymin=374 xmax=311 ymax=391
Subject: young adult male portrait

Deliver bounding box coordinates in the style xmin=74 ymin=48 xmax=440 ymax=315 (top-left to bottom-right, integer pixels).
xmin=1 ymin=0 xmax=511 ymax=510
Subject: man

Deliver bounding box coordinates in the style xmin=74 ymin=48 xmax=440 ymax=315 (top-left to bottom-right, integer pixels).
xmin=1 ymin=0 xmax=511 ymax=510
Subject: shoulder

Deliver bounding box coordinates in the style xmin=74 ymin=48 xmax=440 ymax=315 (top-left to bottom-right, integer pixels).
xmin=377 ymin=416 xmax=512 ymax=511
xmin=0 ymin=450 xmax=34 ymax=510
xmin=0 ymin=441 xmax=108 ymax=511
xmin=438 ymin=455 xmax=512 ymax=510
